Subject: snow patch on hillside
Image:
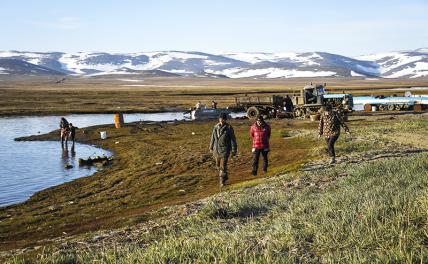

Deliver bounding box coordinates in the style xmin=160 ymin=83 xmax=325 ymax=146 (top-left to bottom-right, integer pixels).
xmin=0 ymin=67 xmax=8 ymax=74
xmin=224 ymin=52 xmax=321 ymax=66
xmin=351 ymin=71 xmax=364 ymax=77
xmin=357 ymin=52 xmax=425 ymax=76
xmin=387 ymin=62 xmax=428 ymax=78
xmin=206 ymin=67 xmax=336 ymax=78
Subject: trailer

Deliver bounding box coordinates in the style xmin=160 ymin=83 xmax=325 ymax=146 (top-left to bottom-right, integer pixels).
xmin=235 ymin=95 xmax=290 ymax=119
xmin=235 ymin=83 xmax=354 ymax=119
xmin=353 ymin=94 xmax=428 ymax=112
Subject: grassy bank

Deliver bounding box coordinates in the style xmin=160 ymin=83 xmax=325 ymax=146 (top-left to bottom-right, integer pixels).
xmin=0 ymin=118 xmax=320 ymax=253
xmin=10 ymin=145 xmax=428 ymax=263
xmin=2 ymin=113 xmax=427 ymax=262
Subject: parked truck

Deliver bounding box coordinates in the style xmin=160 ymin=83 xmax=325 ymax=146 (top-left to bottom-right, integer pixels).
xmin=235 ymin=83 xmax=354 ymax=119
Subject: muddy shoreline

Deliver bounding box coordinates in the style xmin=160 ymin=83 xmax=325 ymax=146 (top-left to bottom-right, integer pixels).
xmin=0 ymin=117 xmax=319 ymax=252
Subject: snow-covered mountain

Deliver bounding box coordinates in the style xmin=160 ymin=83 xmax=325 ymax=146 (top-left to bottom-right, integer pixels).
xmin=357 ymin=50 xmax=428 ymax=78
xmin=0 ymin=48 xmax=427 ymax=78
xmin=0 ymin=58 xmax=64 ymax=75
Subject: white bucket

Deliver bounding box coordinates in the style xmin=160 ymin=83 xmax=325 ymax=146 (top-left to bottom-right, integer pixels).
xmin=371 ymin=106 xmax=377 ymax=112
xmin=100 ymin=131 xmax=107 ymax=139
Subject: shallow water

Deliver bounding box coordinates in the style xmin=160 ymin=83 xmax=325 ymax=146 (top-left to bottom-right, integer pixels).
xmin=0 ymin=112 xmax=191 ymax=207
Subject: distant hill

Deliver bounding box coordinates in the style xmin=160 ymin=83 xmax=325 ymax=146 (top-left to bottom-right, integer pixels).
xmin=0 ymin=58 xmax=65 ymax=76
xmin=0 ymin=48 xmax=427 ymax=78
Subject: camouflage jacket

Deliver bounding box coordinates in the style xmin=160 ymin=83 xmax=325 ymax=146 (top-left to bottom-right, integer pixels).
xmin=210 ymin=123 xmax=237 ymax=157
xmin=318 ymin=112 xmax=349 ymax=137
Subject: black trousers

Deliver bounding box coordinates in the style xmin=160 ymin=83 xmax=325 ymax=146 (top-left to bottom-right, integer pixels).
xmin=325 ymin=135 xmax=339 ymax=157
xmin=252 ymin=148 xmax=269 ymax=173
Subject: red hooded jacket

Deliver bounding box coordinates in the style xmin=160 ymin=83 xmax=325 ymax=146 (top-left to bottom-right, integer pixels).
xmin=250 ymin=123 xmax=271 ymax=149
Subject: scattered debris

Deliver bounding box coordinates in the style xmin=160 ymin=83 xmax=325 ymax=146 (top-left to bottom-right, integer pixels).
xmin=78 ymin=155 xmax=113 ymax=167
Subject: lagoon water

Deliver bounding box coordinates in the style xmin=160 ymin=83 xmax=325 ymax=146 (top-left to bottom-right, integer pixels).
xmin=0 ymin=112 xmax=188 ymax=207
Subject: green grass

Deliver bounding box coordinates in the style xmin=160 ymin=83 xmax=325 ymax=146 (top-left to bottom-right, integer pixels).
xmin=11 ymin=152 xmax=428 ymax=263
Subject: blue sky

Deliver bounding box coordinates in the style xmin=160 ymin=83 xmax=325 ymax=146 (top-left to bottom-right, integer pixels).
xmin=1 ymin=0 xmax=427 ymax=56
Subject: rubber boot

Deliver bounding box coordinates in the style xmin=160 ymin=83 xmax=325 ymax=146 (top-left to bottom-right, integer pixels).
xmin=219 ymin=170 xmax=228 ymax=187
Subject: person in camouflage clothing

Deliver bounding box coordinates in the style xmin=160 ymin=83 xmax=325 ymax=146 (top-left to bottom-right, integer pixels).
xmin=318 ymin=105 xmax=350 ymax=164
xmin=210 ymin=113 xmax=237 ymax=187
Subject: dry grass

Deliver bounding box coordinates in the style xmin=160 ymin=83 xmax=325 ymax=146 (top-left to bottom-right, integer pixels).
xmin=1 ymin=76 xmax=428 ymax=116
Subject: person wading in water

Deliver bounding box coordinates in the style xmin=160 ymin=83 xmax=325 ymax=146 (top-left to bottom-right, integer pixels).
xmin=250 ymin=116 xmax=271 ymax=176
xmin=59 ymin=117 xmax=69 ymax=145
xmin=318 ymin=105 xmax=350 ymax=164
xmin=209 ymin=113 xmax=237 ymax=187
xmin=69 ymin=123 xmax=77 ymax=144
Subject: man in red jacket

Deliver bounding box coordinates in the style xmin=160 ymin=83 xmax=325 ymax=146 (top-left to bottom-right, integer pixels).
xmin=250 ymin=116 xmax=271 ymax=176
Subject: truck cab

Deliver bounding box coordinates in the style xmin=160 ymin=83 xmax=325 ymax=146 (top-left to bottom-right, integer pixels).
xmin=292 ymin=83 xmax=326 ymax=106
xmin=303 ymin=84 xmax=325 ymax=105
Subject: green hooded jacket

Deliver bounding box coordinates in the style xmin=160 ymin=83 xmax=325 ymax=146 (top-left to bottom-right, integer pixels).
xmin=210 ymin=123 xmax=237 ymax=157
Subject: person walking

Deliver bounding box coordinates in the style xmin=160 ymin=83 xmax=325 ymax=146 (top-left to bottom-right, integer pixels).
xmin=59 ymin=117 xmax=69 ymax=144
xmin=318 ymin=105 xmax=350 ymax=164
xmin=69 ymin=123 xmax=76 ymax=144
xmin=284 ymin=95 xmax=294 ymax=112
xmin=250 ymin=116 xmax=271 ymax=176
xmin=209 ymin=113 xmax=237 ymax=187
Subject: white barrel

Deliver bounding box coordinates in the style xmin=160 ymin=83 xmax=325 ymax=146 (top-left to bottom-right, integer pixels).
xmin=371 ymin=106 xmax=377 ymax=112
xmin=100 ymin=131 xmax=107 ymax=139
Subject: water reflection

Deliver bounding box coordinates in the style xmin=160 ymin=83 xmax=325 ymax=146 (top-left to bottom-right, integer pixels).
xmin=71 ymin=143 xmax=76 ymax=158
xmin=61 ymin=143 xmax=69 ymax=162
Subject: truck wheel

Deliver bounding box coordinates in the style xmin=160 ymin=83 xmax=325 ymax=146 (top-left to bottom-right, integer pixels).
xmin=294 ymin=108 xmax=304 ymax=118
xmin=247 ymin=107 xmax=260 ymax=119
xmin=387 ymin=104 xmax=395 ymax=111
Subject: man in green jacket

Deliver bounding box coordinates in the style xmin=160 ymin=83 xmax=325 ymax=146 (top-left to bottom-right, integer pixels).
xmin=210 ymin=113 xmax=237 ymax=187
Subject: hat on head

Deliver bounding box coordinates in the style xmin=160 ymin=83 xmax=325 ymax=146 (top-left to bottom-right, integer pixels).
xmin=219 ymin=112 xmax=228 ymax=120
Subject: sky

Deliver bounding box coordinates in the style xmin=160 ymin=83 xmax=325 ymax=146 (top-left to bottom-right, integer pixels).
xmin=1 ymin=0 xmax=427 ymax=56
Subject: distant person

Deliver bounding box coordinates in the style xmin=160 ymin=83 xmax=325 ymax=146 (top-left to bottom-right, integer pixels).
xmin=250 ymin=116 xmax=271 ymax=176
xmin=69 ymin=123 xmax=77 ymax=144
xmin=306 ymin=89 xmax=316 ymax=104
xmin=211 ymin=100 xmax=218 ymax=109
xmin=195 ymin=101 xmax=202 ymax=110
xmin=318 ymin=105 xmax=350 ymax=164
xmin=59 ymin=117 xmax=69 ymax=144
xmin=284 ymin=95 xmax=294 ymax=112
xmin=209 ymin=113 xmax=237 ymax=187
